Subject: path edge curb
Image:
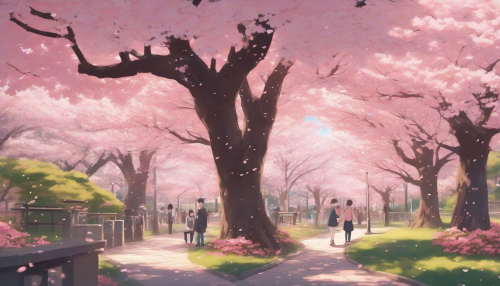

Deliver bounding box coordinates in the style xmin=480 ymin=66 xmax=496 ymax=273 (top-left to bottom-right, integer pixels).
xmin=343 ymin=238 xmax=428 ymax=286
xmin=204 ymin=246 xmax=306 ymax=282
xmin=104 ymin=256 xmax=144 ymax=286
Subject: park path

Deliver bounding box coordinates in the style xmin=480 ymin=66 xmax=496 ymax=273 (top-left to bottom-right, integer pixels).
xmin=104 ymin=226 xmax=413 ymax=286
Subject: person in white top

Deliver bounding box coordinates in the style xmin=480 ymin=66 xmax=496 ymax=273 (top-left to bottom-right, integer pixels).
xmin=184 ymin=210 xmax=195 ymax=245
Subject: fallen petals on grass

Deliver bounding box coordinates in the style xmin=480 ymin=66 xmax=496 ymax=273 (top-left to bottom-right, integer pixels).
xmin=433 ymin=222 xmax=500 ymax=256
xmin=206 ymin=229 xmax=296 ymax=257
xmin=98 ymin=275 xmax=117 ymax=286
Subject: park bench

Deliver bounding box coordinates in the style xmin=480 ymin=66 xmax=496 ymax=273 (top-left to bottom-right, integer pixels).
xmin=0 ymin=239 xmax=105 ymax=286
xmin=278 ymin=212 xmax=297 ymax=226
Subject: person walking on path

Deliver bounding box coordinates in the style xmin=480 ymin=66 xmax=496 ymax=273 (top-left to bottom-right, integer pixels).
xmin=312 ymin=205 xmax=318 ymax=226
xmin=343 ymin=200 xmax=354 ymax=243
xmin=167 ymin=204 xmax=174 ymax=234
xmin=327 ymin=199 xmax=340 ymax=246
xmin=184 ymin=209 xmax=195 ymax=245
xmin=296 ymin=205 xmax=301 ymax=224
xmin=195 ymin=198 xmax=208 ymax=247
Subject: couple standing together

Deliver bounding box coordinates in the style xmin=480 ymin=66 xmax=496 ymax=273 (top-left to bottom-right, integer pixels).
xmin=184 ymin=198 xmax=208 ymax=246
xmin=327 ymin=198 xmax=354 ymax=246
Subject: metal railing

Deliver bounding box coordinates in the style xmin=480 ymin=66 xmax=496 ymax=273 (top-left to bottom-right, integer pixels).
xmin=10 ymin=204 xmax=65 ymax=233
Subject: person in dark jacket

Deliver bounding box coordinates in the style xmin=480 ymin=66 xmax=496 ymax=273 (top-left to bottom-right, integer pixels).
xmin=195 ymin=198 xmax=208 ymax=247
xmin=327 ymin=198 xmax=340 ymax=246
xmin=167 ymin=204 xmax=174 ymax=234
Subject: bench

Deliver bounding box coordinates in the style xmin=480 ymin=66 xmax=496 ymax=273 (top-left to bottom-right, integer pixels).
xmin=0 ymin=240 xmax=105 ymax=286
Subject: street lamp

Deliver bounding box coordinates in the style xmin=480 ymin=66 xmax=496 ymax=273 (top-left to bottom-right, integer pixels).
xmin=365 ymin=171 xmax=371 ymax=235
xmin=153 ymin=167 xmax=159 ymax=234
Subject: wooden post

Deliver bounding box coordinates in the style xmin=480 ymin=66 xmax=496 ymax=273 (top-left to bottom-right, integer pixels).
xmin=153 ymin=167 xmax=159 ymax=234
xmin=404 ymin=183 xmax=408 ymax=212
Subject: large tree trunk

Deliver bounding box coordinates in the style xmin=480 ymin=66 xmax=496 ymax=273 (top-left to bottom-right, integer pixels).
xmin=219 ymin=176 xmax=280 ymax=250
xmin=448 ymin=112 xmax=492 ymax=231
xmin=413 ymin=177 xmax=442 ymax=228
xmin=450 ymin=141 xmax=490 ymax=230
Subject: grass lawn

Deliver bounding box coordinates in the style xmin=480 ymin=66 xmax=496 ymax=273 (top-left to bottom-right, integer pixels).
xmin=187 ymin=223 xmax=328 ymax=276
xmin=143 ymin=223 xmax=186 ymax=237
xmin=99 ymin=256 xmax=122 ymax=281
xmin=346 ymin=214 xmax=500 ymax=286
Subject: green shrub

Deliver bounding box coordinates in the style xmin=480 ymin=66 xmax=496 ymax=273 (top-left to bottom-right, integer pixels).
xmin=0 ymin=157 xmax=124 ymax=212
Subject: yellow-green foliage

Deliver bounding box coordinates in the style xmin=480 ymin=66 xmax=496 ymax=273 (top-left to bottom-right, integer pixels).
xmin=0 ymin=157 xmax=124 ymax=212
xmin=487 ymin=151 xmax=500 ymax=180
xmin=444 ymin=193 xmax=457 ymax=211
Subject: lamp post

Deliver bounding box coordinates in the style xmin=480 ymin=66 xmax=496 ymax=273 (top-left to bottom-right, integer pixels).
xmin=153 ymin=167 xmax=159 ymax=234
xmin=365 ymin=171 xmax=371 ymax=235
xmin=404 ymin=183 xmax=408 ymax=212
xmin=110 ymin=182 xmax=115 ymax=195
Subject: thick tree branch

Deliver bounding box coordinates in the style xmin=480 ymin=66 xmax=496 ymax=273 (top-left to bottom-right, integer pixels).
xmin=377 ymin=89 xmax=423 ymax=100
xmin=392 ymin=140 xmax=417 ymax=167
xmin=437 ymin=141 xmax=461 ymax=155
xmin=85 ymin=151 xmax=114 ymax=177
xmin=435 ymin=151 xmax=455 ymax=172
xmin=374 ymin=162 xmax=421 ymax=186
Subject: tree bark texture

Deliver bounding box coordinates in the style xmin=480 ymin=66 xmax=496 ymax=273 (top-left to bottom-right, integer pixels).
xmin=381 ymin=140 xmax=448 ymax=228
xmin=112 ymin=150 xmax=155 ymax=214
xmin=447 ymin=112 xmax=493 ymax=231
xmin=9 ymin=9 xmax=291 ymax=249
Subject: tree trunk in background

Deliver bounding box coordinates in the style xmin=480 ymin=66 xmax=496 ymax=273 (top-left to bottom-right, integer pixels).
xmin=112 ymin=150 xmax=155 ymax=215
xmin=279 ymin=191 xmax=288 ymax=212
xmin=413 ymin=178 xmax=442 ymax=228
xmin=448 ymin=112 xmax=492 ymax=231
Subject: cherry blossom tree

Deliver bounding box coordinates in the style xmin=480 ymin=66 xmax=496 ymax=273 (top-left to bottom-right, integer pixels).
xmin=2 ymin=0 xmax=460 ymax=247
xmin=338 ymin=0 xmax=500 ymax=230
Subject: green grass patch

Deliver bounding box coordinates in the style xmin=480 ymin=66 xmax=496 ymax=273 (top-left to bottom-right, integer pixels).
xmin=187 ymin=223 xmax=327 ymax=275
xmin=346 ymin=226 xmax=500 ymax=286
xmin=98 ymin=256 xmax=122 ymax=280
xmin=143 ymin=223 xmax=187 ymax=237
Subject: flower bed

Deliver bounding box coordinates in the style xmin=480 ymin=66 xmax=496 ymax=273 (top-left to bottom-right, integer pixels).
xmin=0 ymin=222 xmax=50 ymax=248
xmin=98 ymin=275 xmax=117 ymax=286
xmin=206 ymin=229 xmax=297 ymax=257
xmin=433 ymin=222 xmax=500 ymax=256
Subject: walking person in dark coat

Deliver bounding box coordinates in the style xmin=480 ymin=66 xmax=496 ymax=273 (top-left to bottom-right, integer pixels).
xmin=167 ymin=204 xmax=174 ymax=234
xmin=195 ymin=198 xmax=208 ymax=247
xmin=343 ymin=200 xmax=354 ymax=243
xmin=327 ymin=199 xmax=340 ymax=246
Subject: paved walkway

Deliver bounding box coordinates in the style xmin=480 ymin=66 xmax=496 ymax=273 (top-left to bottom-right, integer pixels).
xmin=104 ymin=227 xmax=412 ymax=286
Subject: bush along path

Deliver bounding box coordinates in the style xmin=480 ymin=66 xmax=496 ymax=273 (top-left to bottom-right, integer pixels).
xmin=104 ymin=224 xmax=412 ymax=286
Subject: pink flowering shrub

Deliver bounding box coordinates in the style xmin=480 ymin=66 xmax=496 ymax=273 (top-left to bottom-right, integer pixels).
xmin=206 ymin=229 xmax=297 ymax=257
xmin=98 ymin=275 xmax=117 ymax=286
xmin=0 ymin=222 xmax=50 ymax=248
xmin=432 ymin=222 xmax=500 ymax=256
